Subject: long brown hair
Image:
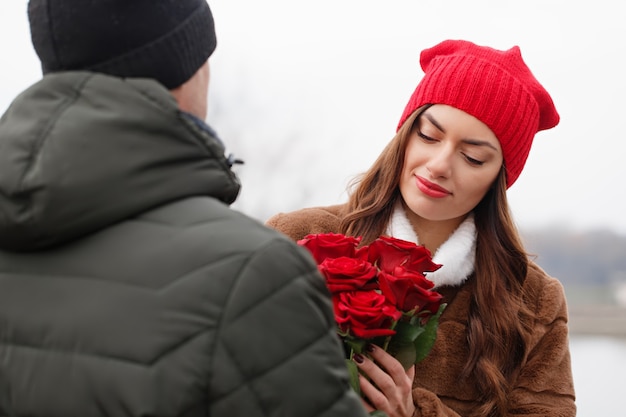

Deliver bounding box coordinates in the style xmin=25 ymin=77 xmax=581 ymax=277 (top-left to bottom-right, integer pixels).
xmin=340 ymin=105 xmax=533 ymax=417
xmin=340 ymin=106 xmax=430 ymax=242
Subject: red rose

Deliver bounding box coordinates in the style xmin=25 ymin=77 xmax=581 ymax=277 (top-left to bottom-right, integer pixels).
xmin=368 ymin=236 xmax=441 ymax=275
xmin=391 ymin=265 xmax=435 ymax=289
xmin=298 ymin=233 xmax=446 ymax=376
xmin=297 ymin=233 xmax=362 ymax=264
xmin=378 ymin=268 xmax=444 ymax=314
xmin=319 ymin=256 xmax=378 ymax=294
xmin=333 ymin=290 xmax=401 ymax=338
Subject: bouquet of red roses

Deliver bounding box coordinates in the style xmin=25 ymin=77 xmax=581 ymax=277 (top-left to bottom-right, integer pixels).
xmin=298 ymin=232 xmax=446 ymax=394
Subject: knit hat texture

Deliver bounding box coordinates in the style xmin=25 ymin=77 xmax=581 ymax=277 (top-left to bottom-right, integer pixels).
xmin=397 ymin=39 xmax=559 ymax=188
xmin=28 ymin=0 xmax=216 ymax=89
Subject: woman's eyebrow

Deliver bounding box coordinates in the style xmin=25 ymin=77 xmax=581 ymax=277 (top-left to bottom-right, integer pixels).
xmin=423 ymin=112 xmax=499 ymax=151
xmin=462 ymin=138 xmax=499 ymax=151
xmin=423 ymin=112 xmax=445 ymax=133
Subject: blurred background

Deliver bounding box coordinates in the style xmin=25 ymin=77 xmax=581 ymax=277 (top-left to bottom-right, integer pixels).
xmin=2 ymin=1 xmax=625 ymax=415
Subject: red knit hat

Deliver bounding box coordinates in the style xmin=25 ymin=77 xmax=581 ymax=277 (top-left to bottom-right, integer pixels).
xmin=397 ymin=39 xmax=559 ymax=188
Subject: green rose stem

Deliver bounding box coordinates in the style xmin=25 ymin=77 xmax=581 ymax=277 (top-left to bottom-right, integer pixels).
xmin=380 ymin=320 xmax=399 ymax=352
xmin=345 ymin=339 xmax=365 ymax=396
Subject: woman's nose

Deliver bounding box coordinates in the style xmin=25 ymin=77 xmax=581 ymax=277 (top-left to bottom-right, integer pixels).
xmin=426 ymin=147 xmax=453 ymax=179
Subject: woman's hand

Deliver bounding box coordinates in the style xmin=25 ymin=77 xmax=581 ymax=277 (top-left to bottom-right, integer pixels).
xmin=354 ymin=344 xmax=416 ymax=417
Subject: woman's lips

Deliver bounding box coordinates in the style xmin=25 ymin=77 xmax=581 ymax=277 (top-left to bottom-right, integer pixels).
xmin=416 ymin=176 xmax=451 ymax=198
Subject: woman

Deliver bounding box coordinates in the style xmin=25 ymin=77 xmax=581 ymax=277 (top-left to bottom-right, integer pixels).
xmin=267 ymin=40 xmax=576 ymax=417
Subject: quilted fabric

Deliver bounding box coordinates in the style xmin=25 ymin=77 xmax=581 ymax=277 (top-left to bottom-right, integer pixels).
xmin=0 ymin=73 xmax=367 ymax=417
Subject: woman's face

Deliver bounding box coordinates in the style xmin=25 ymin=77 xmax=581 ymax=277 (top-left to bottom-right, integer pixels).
xmin=399 ymin=104 xmax=503 ymax=225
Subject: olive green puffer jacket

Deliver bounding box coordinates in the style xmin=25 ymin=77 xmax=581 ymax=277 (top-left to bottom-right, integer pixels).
xmin=0 ymin=72 xmax=368 ymax=417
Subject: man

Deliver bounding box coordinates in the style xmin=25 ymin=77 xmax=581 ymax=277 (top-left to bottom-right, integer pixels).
xmin=0 ymin=1 xmax=368 ymax=416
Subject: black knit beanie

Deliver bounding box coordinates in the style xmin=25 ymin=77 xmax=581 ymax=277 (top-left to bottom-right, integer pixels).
xmin=27 ymin=0 xmax=217 ymax=89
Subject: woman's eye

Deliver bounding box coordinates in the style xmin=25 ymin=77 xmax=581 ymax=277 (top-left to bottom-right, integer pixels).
xmin=417 ymin=131 xmax=437 ymax=142
xmin=464 ymin=154 xmax=484 ymax=166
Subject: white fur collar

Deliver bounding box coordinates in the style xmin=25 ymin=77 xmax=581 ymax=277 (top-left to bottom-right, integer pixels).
xmin=385 ymin=202 xmax=476 ymax=288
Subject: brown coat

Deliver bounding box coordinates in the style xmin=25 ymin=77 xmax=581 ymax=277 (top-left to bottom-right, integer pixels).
xmin=267 ymin=204 xmax=576 ymax=417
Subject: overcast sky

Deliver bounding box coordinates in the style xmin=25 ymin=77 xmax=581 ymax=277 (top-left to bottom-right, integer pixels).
xmin=2 ymin=0 xmax=625 ymax=235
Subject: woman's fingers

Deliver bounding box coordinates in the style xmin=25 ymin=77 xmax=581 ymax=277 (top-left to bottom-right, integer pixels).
xmin=358 ymin=372 xmax=385 ymax=412
xmin=366 ymin=344 xmax=410 ymax=386
xmin=353 ymin=345 xmax=416 ymax=417
xmin=406 ymin=362 xmax=416 ymax=381
xmin=360 ymin=397 xmax=376 ymax=413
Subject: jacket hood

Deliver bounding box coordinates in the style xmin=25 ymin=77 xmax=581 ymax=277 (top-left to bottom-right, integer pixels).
xmin=0 ymin=72 xmax=240 ymax=251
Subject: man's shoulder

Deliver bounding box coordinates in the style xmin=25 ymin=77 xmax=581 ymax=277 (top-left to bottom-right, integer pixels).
xmin=141 ymin=196 xmax=291 ymax=249
xmin=151 ymin=198 xmax=323 ymax=303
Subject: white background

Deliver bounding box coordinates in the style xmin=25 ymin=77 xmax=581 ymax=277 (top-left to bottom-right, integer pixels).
xmin=2 ymin=0 xmax=625 ymax=235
